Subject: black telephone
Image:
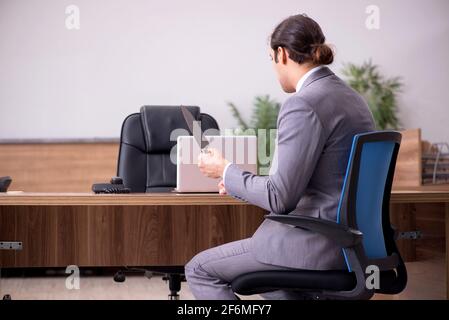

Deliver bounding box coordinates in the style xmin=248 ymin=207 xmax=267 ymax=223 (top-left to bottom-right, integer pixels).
xmin=92 ymin=177 xmax=131 ymax=194
xmin=0 ymin=176 xmax=12 ymax=192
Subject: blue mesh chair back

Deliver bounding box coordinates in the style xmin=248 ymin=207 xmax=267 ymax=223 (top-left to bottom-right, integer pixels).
xmin=337 ymin=131 xmax=402 ymax=271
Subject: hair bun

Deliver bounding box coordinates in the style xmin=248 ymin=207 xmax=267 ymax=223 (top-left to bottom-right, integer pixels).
xmin=311 ymin=43 xmax=334 ymax=65
xmin=270 ymin=15 xmax=334 ymax=66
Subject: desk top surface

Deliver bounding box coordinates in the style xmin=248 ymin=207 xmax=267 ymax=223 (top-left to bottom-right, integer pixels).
xmin=1 ymin=185 xmax=449 ymax=205
xmin=0 ymin=192 xmax=247 ymax=206
xmin=390 ymin=185 xmax=449 ymax=203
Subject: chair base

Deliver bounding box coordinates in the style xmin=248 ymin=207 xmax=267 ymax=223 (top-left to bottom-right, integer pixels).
xmin=164 ymin=274 xmax=183 ymax=300
xmin=113 ymin=266 xmax=185 ymax=299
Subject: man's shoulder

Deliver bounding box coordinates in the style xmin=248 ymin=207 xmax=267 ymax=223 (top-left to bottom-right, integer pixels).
xmin=280 ymin=94 xmax=314 ymax=115
xmin=277 ymin=94 xmax=326 ymax=134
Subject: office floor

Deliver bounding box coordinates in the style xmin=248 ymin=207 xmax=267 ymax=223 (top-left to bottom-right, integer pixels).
xmin=0 ymin=258 xmax=445 ymax=300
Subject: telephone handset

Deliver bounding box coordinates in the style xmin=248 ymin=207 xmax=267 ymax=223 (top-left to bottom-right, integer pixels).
xmin=0 ymin=176 xmax=12 ymax=192
xmin=92 ymin=177 xmax=131 ymax=194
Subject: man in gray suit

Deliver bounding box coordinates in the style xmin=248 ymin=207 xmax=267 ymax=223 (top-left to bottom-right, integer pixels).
xmin=185 ymin=14 xmax=375 ymax=300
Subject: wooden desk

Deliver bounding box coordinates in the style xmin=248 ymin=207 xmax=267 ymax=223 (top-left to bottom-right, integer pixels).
xmin=390 ymin=185 xmax=449 ymax=299
xmin=0 ymin=193 xmax=265 ymax=268
xmin=1 ymin=188 xmax=448 ymax=298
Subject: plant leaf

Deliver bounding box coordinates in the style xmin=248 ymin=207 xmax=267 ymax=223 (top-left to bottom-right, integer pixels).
xmin=227 ymin=101 xmax=249 ymax=130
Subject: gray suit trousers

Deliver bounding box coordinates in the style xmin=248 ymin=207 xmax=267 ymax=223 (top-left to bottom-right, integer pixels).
xmin=185 ymin=238 xmax=304 ymax=300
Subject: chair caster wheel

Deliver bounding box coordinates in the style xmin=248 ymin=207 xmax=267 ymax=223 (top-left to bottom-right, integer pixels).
xmin=113 ymin=271 xmax=126 ymax=283
xmin=169 ymin=293 xmax=180 ymax=300
xmin=3 ymin=294 xmax=11 ymax=300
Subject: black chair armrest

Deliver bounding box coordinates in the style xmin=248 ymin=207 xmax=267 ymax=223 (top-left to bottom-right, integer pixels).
xmin=266 ymin=214 xmax=363 ymax=248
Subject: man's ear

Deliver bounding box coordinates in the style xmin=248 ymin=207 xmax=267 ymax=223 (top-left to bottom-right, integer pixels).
xmin=277 ymin=47 xmax=288 ymax=65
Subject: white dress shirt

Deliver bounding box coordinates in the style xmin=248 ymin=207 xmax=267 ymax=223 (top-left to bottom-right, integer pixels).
xmin=222 ymin=65 xmax=325 ymax=186
xmin=295 ymin=65 xmax=325 ymax=92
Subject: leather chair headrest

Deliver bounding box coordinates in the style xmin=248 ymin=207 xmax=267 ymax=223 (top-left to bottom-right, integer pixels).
xmin=140 ymin=105 xmax=200 ymax=153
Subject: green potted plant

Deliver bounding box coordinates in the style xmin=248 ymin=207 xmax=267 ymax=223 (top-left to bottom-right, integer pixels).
xmin=228 ymin=95 xmax=280 ymax=175
xmin=342 ymin=60 xmax=402 ymax=130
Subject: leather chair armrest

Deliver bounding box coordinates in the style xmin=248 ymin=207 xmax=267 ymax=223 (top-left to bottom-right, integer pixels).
xmin=265 ymin=214 xmax=363 ymax=248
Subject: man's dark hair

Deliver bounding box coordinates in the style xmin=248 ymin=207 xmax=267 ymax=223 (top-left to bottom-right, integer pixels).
xmin=270 ymin=14 xmax=334 ymax=65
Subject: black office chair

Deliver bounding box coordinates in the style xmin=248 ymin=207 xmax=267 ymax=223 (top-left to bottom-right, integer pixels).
xmin=113 ymin=105 xmax=219 ymax=299
xmin=231 ymin=131 xmax=407 ymax=300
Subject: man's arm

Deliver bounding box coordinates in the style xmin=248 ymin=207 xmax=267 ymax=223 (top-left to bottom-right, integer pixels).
xmin=224 ymin=97 xmax=327 ymax=214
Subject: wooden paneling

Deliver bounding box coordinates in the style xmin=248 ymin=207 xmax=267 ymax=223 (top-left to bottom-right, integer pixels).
xmin=0 ymin=204 xmax=265 ymax=268
xmin=0 ymin=143 xmax=119 ymax=192
xmin=0 ymin=129 xmax=434 ymax=192
xmin=393 ymin=129 xmax=422 ymax=188
xmin=0 ymin=129 xmax=433 ymax=192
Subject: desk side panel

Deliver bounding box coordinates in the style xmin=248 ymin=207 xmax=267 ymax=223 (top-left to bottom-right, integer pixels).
xmin=0 ymin=205 xmax=265 ymax=268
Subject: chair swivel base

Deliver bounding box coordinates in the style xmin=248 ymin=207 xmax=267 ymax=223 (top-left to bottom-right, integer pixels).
xmin=163 ymin=274 xmax=183 ymax=300
xmin=113 ymin=267 xmax=185 ymax=300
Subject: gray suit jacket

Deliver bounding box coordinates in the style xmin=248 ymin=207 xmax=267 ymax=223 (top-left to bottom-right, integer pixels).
xmin=224 ymin=67 xmax=375 ymax=270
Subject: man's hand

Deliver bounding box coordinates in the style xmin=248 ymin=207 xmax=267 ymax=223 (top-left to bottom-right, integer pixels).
xmin=198 ymin=148 xmax=229 ymax=179
xmin=218 ymin=180 xmax=227 ymax=195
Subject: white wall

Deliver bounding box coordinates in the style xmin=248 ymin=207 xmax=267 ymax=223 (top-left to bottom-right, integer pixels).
xmin=1 ymin=0 xmax=448 ymax=143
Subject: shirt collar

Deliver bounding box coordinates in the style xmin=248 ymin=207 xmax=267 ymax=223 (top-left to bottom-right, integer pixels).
xmin=295 ymin=65 xmax=325 ymax=93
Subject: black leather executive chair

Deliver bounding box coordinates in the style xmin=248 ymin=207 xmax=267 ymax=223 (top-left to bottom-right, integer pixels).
xmin=113 ymin=105 xmax=219 ymax=299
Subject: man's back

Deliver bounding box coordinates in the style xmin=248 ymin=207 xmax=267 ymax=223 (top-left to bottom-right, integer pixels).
xmin=249 ymin=67 xmax=375 ymax=270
